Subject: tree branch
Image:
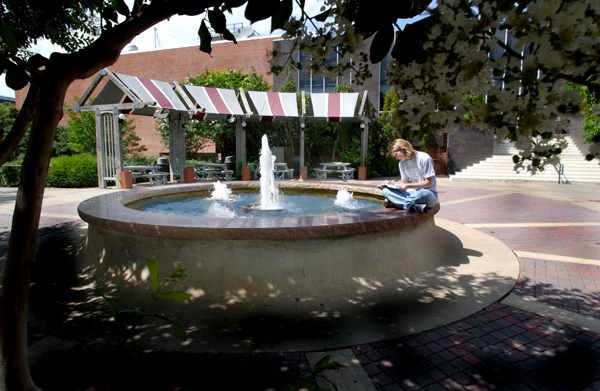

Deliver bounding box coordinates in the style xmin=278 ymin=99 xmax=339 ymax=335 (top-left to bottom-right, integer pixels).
xmin=0 ymin=84 xmax=41 ymax=167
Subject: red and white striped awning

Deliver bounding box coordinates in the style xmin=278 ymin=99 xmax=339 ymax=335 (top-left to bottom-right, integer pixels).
xmin=180 ymin=85 xmax=244 ymax=120
xmin=243 ymin=91 xmax=299 ymax=122
xmin=306 ymin=93 xmax=363 ymax=122
xmin=93 ymin=72 xmax=189 ymax=116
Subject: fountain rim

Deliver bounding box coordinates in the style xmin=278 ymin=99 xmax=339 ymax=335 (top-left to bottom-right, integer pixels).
xmin=77 ymin=182 xmax=439 ymax=240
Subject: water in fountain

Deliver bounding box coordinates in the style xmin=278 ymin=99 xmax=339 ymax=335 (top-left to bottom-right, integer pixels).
xmin=258 ymin=134 xmax=281 ymax=210
xmin=210 ymin=181 xmax=233 ymax=201
xmin=334 ymin=188 xmax=361 ymax=210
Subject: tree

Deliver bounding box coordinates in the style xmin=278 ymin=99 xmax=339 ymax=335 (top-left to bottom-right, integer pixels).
xmin=1 ymin=0 xmax=599 ymax=389
xmin=272 ymin=0 xmax=600 ymax=168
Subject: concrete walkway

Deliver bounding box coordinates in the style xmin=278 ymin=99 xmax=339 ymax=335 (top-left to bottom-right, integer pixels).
xmin=1 ymin=178 xmax=599 ymax=390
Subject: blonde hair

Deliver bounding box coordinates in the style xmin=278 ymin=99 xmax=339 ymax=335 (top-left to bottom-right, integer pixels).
xmin=390 ymin=139 xmax=416 ymax=159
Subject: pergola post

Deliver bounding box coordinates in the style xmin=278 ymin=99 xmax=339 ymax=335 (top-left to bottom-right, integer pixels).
xmin=94 ymin=106 xmax=123 ymax=188
xmin=94 ymin=107 xmax=105 ymax=189
xmin=168 ymin=112 xmax=186 ymax=181
xmin=235 ymin=117 xmax=247 ymax=169
xmin=112 ymin=106 xmax=124 ymax=180
xmin=359 ymin=121 xmax=369 ymax=180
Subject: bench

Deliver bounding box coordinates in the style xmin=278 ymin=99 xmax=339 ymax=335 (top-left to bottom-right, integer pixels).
xmin=341 ymin=168 xmax=356 ymax=180
xmin=274 ymin=168 xmax=294 ymax=180
xmin=314 ymin=167 xmax=356 ymax=180
xmin=124 ymin=165 xmax=170 ymax=186
xmin=194 ymin=163 xmax=233 ymax=181
xmin=198 ymin=169 xmax=233 ymax=181
xmin=142 ymin=172 xmax=170 ymax=186
xmin=314 ymin=168 xmax=332 ymax=179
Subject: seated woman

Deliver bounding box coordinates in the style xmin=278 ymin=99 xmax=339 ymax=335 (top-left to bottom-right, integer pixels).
xmin=382 ymin=139 xmax=438 ymax=213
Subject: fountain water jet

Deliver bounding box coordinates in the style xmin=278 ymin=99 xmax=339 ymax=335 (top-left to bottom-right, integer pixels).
xmin=258 ymin=134 xmax=280 ymax=210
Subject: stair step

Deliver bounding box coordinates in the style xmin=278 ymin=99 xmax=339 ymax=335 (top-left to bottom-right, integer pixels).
xmin=451 ymin=135 xmax=600 ymax=183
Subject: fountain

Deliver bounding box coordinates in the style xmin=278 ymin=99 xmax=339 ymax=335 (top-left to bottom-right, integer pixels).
xmin=29 ymin=137 xmax=519 ymax=354
xmin=258 ymin=134 xmax=281 ymax=210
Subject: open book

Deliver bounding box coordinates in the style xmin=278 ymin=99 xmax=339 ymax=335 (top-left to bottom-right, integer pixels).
xmin=377 ymin=183 xmax=401 ymax=190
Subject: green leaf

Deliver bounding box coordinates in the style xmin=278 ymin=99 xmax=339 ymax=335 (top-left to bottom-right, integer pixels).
xmin=245 ymin=0 xmax=279 ymax=24
xmin=111 ymin=0 xmax=130 ymax=17
xmin=208 ymin=9 xmax=237 ymax=43
xmin=0 ymin=19 xmax=18 ymax=56
xmin=198 ymin=20 xmax=213 ymax=55
xmin=155 ymin=291 xmax=192 ymax=302
xmin=145 ymin=257 xmax=160 ymax=293
xmin=101 ymin=295 xmax=119 ymax=319
xmin=370 ymin=24 xmax=394 ymax=64
xmin=313 ymin=9 xmax=330 ymax=22
xmin=296 ymin=379 xmax=317 ymax=388
xmin=5 ymin=66 xmax=29 ymax=90
xmin=391 ymin=17 xmax=431 ymax=65
xmin=223 ymin=0 xmax=247 ymax=9
xmin=148 ymin=313 xmax=188 ymax=340
xmin=271 ymin=0 xmax=293 ymax=32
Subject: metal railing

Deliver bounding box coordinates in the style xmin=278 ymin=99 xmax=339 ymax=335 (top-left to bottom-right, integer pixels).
xmin=553 ymin=163 xmax=569 ymax=184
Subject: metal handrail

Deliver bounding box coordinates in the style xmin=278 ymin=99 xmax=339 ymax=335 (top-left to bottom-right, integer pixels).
xmin=553 ymin=163 xmax=568 ymax=184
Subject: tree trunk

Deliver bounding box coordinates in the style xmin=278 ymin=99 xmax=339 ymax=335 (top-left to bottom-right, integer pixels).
xmin=0 ymin=84 xmax=41 ymax=166
xmin=0 ymin=3 xmax=215 ymax=389
xmin=0 ymin=69 xmax=71 ymax=391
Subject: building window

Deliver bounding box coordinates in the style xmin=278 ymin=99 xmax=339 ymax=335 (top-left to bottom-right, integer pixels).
xmin=379 ymin=50 xmax=392 ymax=111
xmin=298 ymin=50 xmax=351 ymax=93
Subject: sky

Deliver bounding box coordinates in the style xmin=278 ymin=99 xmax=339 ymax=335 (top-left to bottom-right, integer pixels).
xmin=0 ymin=0 xmax=323 ymax=98
xmin=1 ymin=1 xmax=428 ymax=99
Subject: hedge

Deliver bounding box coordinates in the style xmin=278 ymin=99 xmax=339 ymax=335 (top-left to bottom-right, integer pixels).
xmin=45 ymin=154 xmax=98 ymax=188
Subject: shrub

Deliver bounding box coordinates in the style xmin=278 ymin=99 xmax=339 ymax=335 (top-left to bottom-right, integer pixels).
xmin=46 ymin=154 xmax=98 ymax=188
xmin=0 ymin=162 xmax=22 ymax=187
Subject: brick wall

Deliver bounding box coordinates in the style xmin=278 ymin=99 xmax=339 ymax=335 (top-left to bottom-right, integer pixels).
xmin=446 ymin=125 xmax=494 ymax=175
xmin=16 ymin=37 xmax=277 ymax=156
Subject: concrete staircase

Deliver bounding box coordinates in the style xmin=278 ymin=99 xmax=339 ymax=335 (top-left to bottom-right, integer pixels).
xmin=450 ymin=135 xmax=600 ymax=184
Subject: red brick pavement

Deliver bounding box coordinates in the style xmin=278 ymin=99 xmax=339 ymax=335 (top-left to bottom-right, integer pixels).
xmin=15 ymin=184 xmax=600 ymax=390
xmin=349 ymin=185 xmax=599 ymax=390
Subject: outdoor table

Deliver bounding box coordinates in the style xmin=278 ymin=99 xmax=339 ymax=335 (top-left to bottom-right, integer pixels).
xmin=122 ymin=165 xmax=169 ymax=186
xmin=273 ymin=163 xmax=294 ymax=179
xmin=194 ymin=163 xmax=233 ymax=181
xmin=314 ymin=162 xmax=356 ymax=180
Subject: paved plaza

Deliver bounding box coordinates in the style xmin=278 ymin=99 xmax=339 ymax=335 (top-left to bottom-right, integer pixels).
xmin=0 ymin=178 xmax=599 ymax=390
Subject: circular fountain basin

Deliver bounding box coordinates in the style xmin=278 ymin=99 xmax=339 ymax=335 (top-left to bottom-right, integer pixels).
xmin=42 ymin=181 xmax=518 ymax=353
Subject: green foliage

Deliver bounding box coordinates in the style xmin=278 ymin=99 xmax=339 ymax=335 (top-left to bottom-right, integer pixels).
xmin=123 ymin=155 xmax=156 ymax=167
xmin=66 ymin=99 xmax=146 ymax=157
xmin=101 ymin=258 xmax=192 ymax=348
xmin=0 ymin=104 xmax=77 ymax=160
xmin=573 ymin=84 xmax=600 ymax=144
xmin=0 ymin=102 xmax=27 ymax=161
xmin=45 ymin=154 xmax=98 ymax=188
xmin=0 ymin=162 xmax=21 ymax=187
xmin=65 ymin=105 xmax=96 ymax=154
xmin=0 ymin=0 xmax=99 ymax=90
xmin=284 ymin=355 xmax=346 ymax=391
xmin=52 ymin=125 xmax=77 ymax=157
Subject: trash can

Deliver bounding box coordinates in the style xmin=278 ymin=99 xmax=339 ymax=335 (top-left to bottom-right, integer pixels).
xmin=225 ymin=156 xmax=236 ymax=171
xmin=157 ymin=157 xmax=169 ymax=173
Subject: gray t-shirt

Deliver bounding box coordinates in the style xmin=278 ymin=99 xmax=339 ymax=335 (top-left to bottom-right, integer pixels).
xmin=399 ymin=151 xmax=438 ymax=198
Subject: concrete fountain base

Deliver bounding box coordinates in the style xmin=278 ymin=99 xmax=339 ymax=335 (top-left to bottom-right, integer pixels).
xmin=28 ymin=182 xmax=518 ymax=353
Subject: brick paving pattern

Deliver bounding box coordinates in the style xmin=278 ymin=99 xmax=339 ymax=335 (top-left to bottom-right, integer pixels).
xmin=353 ymin=185 xmax=600 ymax=390
xmin=354 ymin=303 xmax=600 ymax=390
xmin=3 ymin=183 xmax=599 ymax=390
xmin=514 ymin=257 xmax=600 ymax=320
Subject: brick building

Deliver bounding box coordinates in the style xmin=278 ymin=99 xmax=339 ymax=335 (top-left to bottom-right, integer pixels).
xmin=15 ymin=33 xmax=496 ymax=174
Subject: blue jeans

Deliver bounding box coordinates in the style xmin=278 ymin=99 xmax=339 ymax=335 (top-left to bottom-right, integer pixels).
xmin=382 ymin=188 xmax=437 ymax=210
